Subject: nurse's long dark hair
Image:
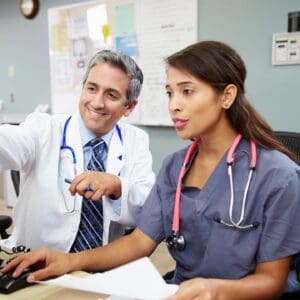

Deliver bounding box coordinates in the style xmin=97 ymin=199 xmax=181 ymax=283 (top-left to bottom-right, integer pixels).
xmin=166 ymin=40 xmax=295 ymax=160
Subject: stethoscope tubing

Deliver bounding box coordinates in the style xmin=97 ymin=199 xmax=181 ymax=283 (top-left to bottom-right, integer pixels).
xmin=60 ymin=116 xmax=77 ymax=165
xmin=59 ymin=116 xmax=123 ymax=214
xmin=170 ymin=134 xmax=257 ymax=246
xmin=60 ymin=116 xmax=122 ymax=164
xmin=172 ymin=136 xmax=201 ymax=233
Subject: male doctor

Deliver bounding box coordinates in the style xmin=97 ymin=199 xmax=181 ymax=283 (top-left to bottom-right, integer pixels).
xmin=0 ymin=50 xmax=155 ymax=252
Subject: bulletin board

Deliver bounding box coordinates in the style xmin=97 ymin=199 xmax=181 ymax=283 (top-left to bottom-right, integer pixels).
xmin=48 ymin=0 xmax=109 ymax=115
xmin=48 ymin=0 xmax=198 ymax=126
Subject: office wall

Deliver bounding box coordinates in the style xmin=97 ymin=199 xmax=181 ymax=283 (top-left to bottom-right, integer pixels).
xmin=0 ymin=0 xmax=299 ymax=173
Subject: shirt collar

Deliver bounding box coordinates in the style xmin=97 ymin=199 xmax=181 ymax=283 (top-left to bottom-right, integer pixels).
xmin=78 ymin=114 xmax=114 ymax=148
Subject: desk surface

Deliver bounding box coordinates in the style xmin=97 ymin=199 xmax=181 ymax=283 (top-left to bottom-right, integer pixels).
xmin=0 ymin=271 xmax=105 ymax=300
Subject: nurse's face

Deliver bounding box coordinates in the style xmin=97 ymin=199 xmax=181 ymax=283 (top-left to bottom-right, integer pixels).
xmin=166 ymin=66 xmax=226 ymax=140
xmin=79 ymin=63 xmax=137 ymax=136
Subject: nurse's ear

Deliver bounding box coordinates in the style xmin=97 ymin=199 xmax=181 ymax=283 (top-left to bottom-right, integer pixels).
xmin=221 ymin=84 xmax=237 ymax=109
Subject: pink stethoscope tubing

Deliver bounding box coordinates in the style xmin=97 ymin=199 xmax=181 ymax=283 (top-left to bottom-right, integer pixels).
xmin=172 ymin=133 xmax=257 ymax=234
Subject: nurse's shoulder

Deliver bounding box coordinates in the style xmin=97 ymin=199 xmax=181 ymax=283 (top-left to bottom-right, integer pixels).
xmin=258 ymin=147 xmax=300 ymax=182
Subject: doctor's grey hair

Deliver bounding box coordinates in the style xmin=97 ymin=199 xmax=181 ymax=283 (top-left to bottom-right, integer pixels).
xmin=82 ymin=50 xmax=143 ymax=105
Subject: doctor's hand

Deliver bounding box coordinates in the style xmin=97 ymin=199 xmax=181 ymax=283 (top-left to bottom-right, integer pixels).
xmin=69 ymin=171 xmax=122 ymax=200
xmin=166 ymin=278 xmax=219 ymax=300
xmin=1 ymin=248 xmax=75 ymax=282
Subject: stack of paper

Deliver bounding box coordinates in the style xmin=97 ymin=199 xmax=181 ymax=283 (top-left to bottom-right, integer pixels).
xmin=39 ymin=257 xmax=178 ymax=300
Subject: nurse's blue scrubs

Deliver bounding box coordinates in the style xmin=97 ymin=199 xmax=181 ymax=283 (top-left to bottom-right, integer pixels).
xmin=138 ymin=139 xmax=300 ymax=292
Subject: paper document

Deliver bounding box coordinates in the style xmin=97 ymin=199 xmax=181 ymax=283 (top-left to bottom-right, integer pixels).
xmin=39 ymin=257 xmax=178 ymax=300
xmin=105 ymin=296 xmax=133 ymax=300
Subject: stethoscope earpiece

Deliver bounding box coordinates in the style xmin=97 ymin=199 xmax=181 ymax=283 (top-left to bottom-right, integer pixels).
xmin=214 ymin=215 xmax=260 ymax=230
xmin=252 ymin=222 xmax=260 ymax=229
xmin=213 ymin=216 xmax=221 ymax=223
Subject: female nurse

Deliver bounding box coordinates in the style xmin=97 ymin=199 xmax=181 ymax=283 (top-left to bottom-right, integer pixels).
xmin=3 ymin=41 xmax=300 ymax=300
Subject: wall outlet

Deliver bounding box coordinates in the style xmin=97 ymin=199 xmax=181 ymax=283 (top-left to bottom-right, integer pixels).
xmin=8 ymin=66 xmax=15 ymax=78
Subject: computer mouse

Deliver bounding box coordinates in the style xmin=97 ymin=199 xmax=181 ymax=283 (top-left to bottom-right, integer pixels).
xmin=0 ymin=268 xmax=35 ymax=294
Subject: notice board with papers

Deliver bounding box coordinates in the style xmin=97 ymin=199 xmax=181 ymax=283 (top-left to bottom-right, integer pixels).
xmin=48 ymin=0 xmax=198 ymax=126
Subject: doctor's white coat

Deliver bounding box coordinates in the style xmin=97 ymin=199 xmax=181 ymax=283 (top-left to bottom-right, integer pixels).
xmin=0 ymin=112 xmax=155 ymax=252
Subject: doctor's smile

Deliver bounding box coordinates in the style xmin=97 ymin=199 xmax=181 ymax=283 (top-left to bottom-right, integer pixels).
xmin=87 ymin=107 xmax=108 ymax=119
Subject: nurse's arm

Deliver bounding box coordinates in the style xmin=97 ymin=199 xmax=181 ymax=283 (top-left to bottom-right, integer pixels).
xmin=2 ymin=228 xmax=157 ymax=281
xmin=167 ymin=256 xmax=291 ymax=300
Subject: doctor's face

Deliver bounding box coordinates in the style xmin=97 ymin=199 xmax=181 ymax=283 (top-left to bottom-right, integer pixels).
xmin=166 ymin=66 xmax=226 ymax=140
xmin=79 ymin=63 xmax=137 ymax=136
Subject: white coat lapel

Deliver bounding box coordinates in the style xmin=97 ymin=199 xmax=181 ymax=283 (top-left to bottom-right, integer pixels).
xmin=106 ymin=126 xmax=124 ymax=175
xmin=67 ymin=112 xmax=84 ymax=176
xmin=58 ymin=112 xmax=84 ymax=210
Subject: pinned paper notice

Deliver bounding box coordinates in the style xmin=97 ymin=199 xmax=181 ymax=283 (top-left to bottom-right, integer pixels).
xmin=102 ymin=24 xmax=110 ymax=42
xmin=38 ymin=257 xmax=178 ymax=300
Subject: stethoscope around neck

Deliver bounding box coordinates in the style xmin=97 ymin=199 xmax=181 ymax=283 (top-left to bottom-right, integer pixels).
xmin=60 ymin=116 xmax=123 ymax=214
xmin=166 ymin=134 xmax=258 ymax=252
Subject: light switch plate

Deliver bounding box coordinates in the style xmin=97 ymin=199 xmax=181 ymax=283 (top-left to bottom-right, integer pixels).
xmin=272 ymin=32 xmax=300 ymax=65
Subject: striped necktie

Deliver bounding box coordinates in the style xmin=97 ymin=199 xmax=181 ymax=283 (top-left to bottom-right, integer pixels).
xmin=70 ymin=137 xmax=107 ymax=252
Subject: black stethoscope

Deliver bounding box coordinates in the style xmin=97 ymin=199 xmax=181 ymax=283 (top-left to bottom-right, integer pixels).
xmin=60 ymin=116 xmax=123 ymax=213
xmin=166 ymin=134 xmax=258 ymax=251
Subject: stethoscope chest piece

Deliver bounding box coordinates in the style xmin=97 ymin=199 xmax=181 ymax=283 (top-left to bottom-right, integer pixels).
xmin=166 ymin=232 xmax=185 ymax=251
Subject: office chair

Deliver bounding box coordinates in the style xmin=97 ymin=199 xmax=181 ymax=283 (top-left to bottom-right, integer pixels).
xmin=271 ymin=131 xmax=300 ymax=299
xmin=0 ymin=170 xmax=19 ymax=239
xmin=275 ymin=131 xmax=300 ymax=165
xmin=0 ymin=215 xmax=12 ymax=239
xmin=10 ymin=170 xmax=20 ymax=196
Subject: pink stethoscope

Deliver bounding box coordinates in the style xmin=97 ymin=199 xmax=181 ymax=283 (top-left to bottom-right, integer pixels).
xmin=166 ymin=134 xmax=258 ymax=251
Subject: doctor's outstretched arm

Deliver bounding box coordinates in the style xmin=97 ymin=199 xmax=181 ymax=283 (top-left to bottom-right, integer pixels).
xmin=1 ymin=228 xmax=157 ymax=281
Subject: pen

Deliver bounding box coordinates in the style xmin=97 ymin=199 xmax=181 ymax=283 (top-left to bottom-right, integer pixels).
xmin=64 ymin=178 xmax=94 ymax=192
